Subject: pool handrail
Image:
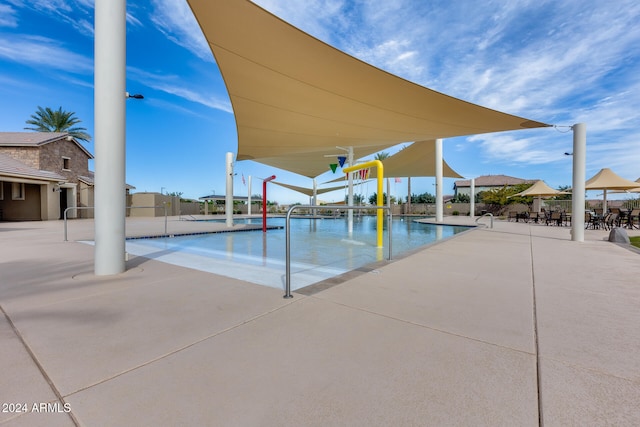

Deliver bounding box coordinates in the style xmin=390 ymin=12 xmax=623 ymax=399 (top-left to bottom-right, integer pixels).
xmin=284 ymin=204 xmax=392 ymax=299
xmin=475 ymin=212 xmax=494 ymax=228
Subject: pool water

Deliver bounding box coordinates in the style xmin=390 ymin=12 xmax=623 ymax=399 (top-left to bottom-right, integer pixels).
xmin=125 ymin=217 xmax=470 ymax=291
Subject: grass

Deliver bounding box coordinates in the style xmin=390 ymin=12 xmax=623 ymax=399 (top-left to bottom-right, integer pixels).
xmin=631 ymin=236 xmax=640 ymax=249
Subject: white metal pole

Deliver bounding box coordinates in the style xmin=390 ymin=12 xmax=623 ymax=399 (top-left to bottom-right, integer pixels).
xmin=571 ymin=123 xmax=586 ymax=242
xmin=248 ymin=175 xmax=252 ymax=216
xmin=347 ymin=147 xmax=354 ymax=233
xmin=470 ymin=178 xmax=475 ymax=220
xmin=226 ymin=152 xmax=234 ymax=227
xmin=94 ymin=0 xmax=126 ymax=275
xmin=386 ymin=177 xmax=391 ymax=209
xmin=435 ymin=138 xmax=443 ymax=222
xmin=312 ymin=178 xmax=317 ymax=217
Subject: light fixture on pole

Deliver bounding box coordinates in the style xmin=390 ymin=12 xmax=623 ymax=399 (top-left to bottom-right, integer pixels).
xmin=125 ymin=92 xmax=144 ymax=99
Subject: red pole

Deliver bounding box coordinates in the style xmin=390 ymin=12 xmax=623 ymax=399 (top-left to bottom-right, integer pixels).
xmin=263 ymin=175 xmax=276 ymax=232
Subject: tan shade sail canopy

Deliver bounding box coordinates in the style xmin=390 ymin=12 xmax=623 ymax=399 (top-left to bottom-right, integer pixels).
xmin=609 ymin=178 xmax=640 ymax=194
xmin=187 ymin=0 xmax=549 ymax=177
xmin=325 ymin=140 xmax=463 ymax=183
xmin=371 ymin=140 xmax=463 ymax=179
xmin=246 ymin=144 xmax=391 ymax=178
xmin=511 ymin=180 xmax=566 ymax=198
xmin=585 ymin=168 xmax=640 ymax=190
xmin=271 ymin=181 xmax=346 ymax=197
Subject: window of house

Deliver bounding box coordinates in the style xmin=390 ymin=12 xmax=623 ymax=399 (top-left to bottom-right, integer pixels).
xmin=12 ymin=182 xmax=25 ymax=200
xmin=0 ymin=181 xmax=4 ymax=200
xmin=62 ymin=156 xmax=71 ymax=170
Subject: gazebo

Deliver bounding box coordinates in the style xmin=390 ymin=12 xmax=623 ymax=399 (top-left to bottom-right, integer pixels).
xmin=584 ymin=168 xmax=640 ymax=213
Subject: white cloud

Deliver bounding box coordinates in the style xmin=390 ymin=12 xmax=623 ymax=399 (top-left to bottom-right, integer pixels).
xmin=127 ymin=66 xmax=232 ymax=114
xmin=9 ymin=0 xmax=95 ymax=36
xmin=0 ymin=4 xmax=19 ymax=27
xmin=0 ymin=34 xmax=92 ymax=73
xmin=149 ymin=0 xmax=212 ymax=62
xmin=153 ymin=83 xmax=233 ymax=114
xmin=253 ymin=0 xmax=348 ymax=43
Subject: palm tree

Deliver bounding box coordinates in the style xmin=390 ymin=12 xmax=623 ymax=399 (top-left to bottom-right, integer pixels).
xmin=373 ymin=151 xmax=392 ymax=207
xmin=373 ymin=151 xmax=390 ymax=162
xmin=25 ymin=106 xmax=91 ymax=142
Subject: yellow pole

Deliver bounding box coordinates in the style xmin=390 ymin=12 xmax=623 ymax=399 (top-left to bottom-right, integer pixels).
xmin=343 ymin=160 xmax=384 ymax=247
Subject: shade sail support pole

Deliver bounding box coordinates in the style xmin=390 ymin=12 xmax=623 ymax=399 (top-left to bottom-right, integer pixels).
xmin=470 ymin=178 xmax=475 ymax=220
xmin=387 ymin=178 xmax=391 ymax=209
xmin=226 ymin=152 xmax=234 ymax=227
xmin=94 ymin=0 xmax=126 ymax=276
xmin=571 ymin=123 xmax=586 ymax=242
xmin=435 ymin=138 xmax=443 ymax=223
xmin=262 ymin=175 xmax=276 ymax=232
xmin=312 ymin=178 xmax=317 ymax=217
xmin=347 ymin=147 xmax=354 ymax=233
xmin=344 ymin=160 xmax=384 ymax=247
xmin=336 ymin=146 xmax=354 ymax=233
xmin=247 ymin=175 xmax=252 ymax=216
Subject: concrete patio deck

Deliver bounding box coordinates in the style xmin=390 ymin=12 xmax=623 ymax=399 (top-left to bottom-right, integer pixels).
xmin=1 ymin=216 xmax=639 ymax=426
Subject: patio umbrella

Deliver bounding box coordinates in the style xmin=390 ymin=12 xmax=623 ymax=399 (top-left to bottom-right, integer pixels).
xmin=510 ymin=180 xmax=568 ymax=212
xmin=584 ymin=168 xmax=640 ymax=213
xmin=608 ymin=178 xmax=640 ymax=194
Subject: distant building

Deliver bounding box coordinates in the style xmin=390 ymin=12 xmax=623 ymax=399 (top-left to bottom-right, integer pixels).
xmin=0 ymin=132 xmax=133 ymax=221
xmin=453 ymin=174 xmax=537 ymax=197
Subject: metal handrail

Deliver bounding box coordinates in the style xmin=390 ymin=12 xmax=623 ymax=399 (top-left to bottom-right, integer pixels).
xmin=284 ymin=205 xmax=392 ymax=299
xmin=475 ymin=212 xmax=494 ymax=228
xmin=63 ymin=205 xmax=168 ymax=241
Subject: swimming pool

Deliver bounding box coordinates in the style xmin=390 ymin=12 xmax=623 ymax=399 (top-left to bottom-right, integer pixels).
xmin=125 ymin=217 xmax=470 ymax=291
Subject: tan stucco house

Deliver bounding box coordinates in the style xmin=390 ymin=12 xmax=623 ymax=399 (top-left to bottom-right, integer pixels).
xmin=0 ymin=132 xmax=102 ymax=221
xmin=453 ymin=174 xmax=537 ymax=198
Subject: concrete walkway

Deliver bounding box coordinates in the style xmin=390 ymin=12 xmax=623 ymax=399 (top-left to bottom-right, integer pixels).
xmin=1 ymin=216 xmax=639 ymax=426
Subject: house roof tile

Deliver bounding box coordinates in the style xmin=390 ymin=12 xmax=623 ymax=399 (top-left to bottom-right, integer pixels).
xmin=0 ymin=153 xmax=66 ymax=182
xmin=0 ymin=132 xmax=93 ymax=159
xmin=454 ymin=174 xmax=537 ymax=188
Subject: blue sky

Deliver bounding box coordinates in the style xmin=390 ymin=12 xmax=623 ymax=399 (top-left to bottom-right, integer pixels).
xmin=1 ymin=0 xmax=639 ymax=203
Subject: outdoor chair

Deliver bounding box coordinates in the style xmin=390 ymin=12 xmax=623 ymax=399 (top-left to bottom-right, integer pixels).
xmin=585 ymin=212 xmax=600 ymax=229
xmin=508 ymin=211 xmax=518 ymax=222
xmin=629 ymin=209 xmax=640 ymax=229
xmin=546 ymin=211 xmax=562 ymax=226
xmin=610 ymin=208 xmax=622 ymax=227
xmin=528 ymin=211 xmax=540 ymax=223
xmin=618 ymin=209 xmax=627 ymax=227
xmin=603 ymin=213 xmax=618 ymax=231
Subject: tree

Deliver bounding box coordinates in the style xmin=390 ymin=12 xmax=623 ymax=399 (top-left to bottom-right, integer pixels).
xmin=450 ymin=193 xmax=470 ymax=203
xmin=25 ymin=106 xmax=91 ymax=142
xmin=374 ymin=151 xmax=390 ymax=161
xmin=368 ymin=192 xmax=395 ymax=205
xmin=372 ymin=151 xmax=395 ymax=205
xmin=552 ymin=185 xmax=572 ymax=201
xmin=345 ymin=194 xmax=365 ymax=205
xmin=480 ymin=184 xmax=533 ymax=206
xmin=410 ymin=192 xmax=436 ymax=203
xmin=451 ymin=192 xmax=483 ymax=203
